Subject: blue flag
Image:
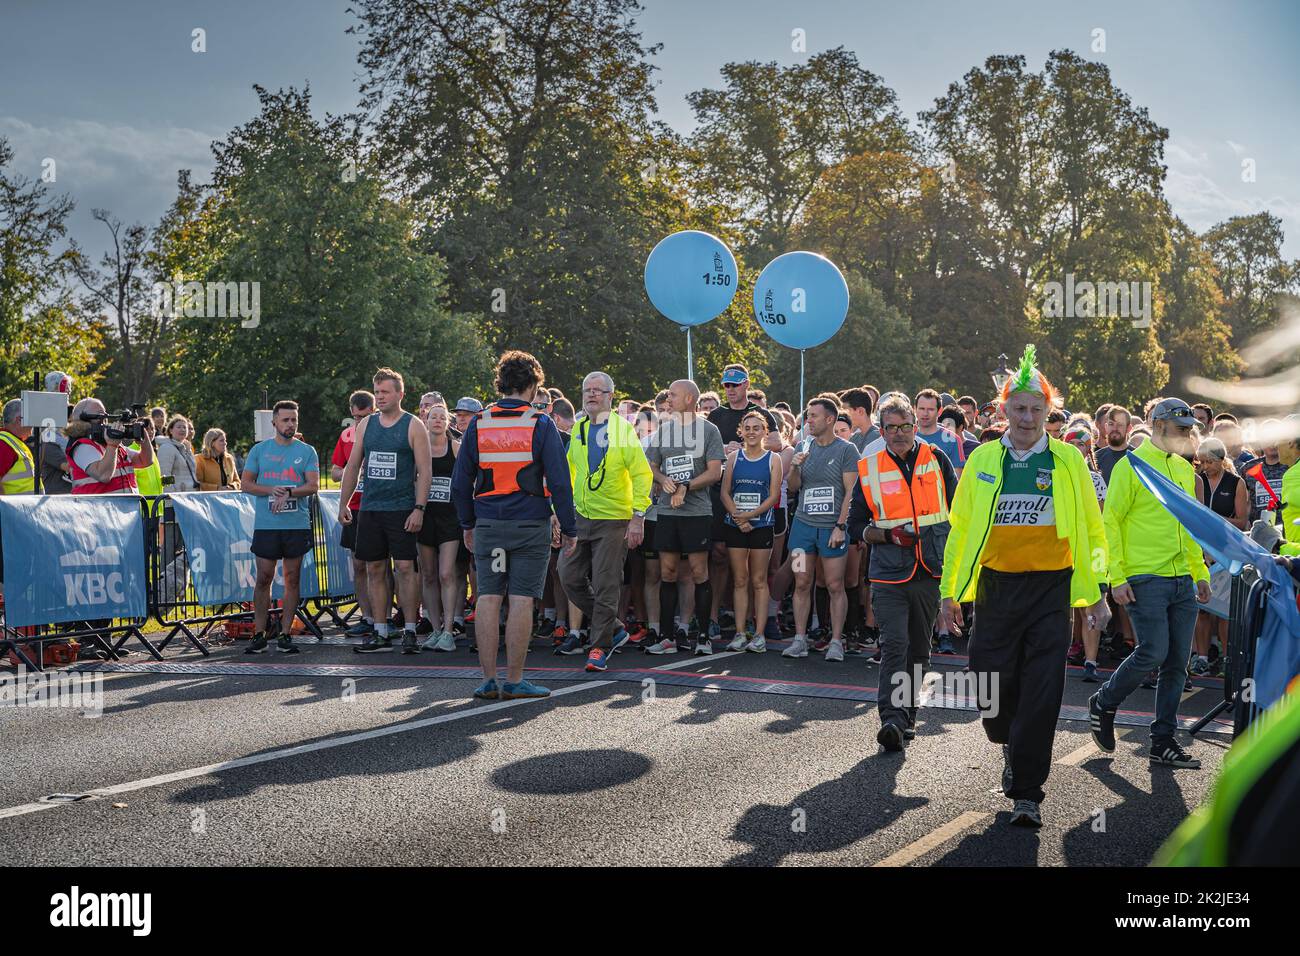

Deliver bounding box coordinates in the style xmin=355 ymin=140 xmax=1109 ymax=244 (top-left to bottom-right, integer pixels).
xmin=0 ymin=495 xmax=147 ymax=626
xmin=1125 ymin=451 xmax=1300 ymax=709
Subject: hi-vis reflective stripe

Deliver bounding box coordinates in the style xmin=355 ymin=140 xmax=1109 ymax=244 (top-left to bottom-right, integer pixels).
xmin=477 ymin=407 xmax=536 ymax=428
xmin=859 ymin=443 xmax=949 ymax=529
xmin=0 ymin=431 xmax=34 ymax=482
xmin=480 ymin=451 xmax=533 ymax=463
xmin=72 ymin=465 xmax=135 ymax=487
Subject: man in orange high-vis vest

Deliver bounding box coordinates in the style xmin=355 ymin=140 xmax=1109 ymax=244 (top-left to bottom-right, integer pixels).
xmin=847 ymin=393 xmax=957 ymax=752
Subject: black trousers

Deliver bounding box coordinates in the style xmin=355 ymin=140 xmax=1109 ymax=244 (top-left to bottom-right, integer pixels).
xmin=871 ymin=575 xmax=939 ymax=730
xmin=969 ymin=567 xmax=1072 ymax=804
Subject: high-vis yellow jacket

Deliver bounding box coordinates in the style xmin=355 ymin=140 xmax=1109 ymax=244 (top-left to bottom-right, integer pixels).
xmin=939 ymin=436 xmax=1107 ymax=607
xmin=566 ymin=411 xmax=652 ymax=521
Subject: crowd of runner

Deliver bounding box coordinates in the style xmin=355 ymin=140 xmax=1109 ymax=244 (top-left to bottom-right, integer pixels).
xmin=5 ymin=352 xmax=1300 ymax=828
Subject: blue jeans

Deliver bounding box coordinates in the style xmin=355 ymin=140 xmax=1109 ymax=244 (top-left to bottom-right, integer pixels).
xmin=1096 ymin=574 xmax=1198 ymax=740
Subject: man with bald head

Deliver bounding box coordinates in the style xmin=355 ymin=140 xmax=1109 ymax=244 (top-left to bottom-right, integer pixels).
xmin=642 ymin=379 xmax=725 ymax=653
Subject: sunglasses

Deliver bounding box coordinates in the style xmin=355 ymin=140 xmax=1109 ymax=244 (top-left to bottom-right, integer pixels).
xmin=722 ymin=381 xmax=746 ymax=388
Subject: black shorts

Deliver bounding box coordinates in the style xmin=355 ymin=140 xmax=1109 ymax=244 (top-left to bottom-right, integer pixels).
xmin=772 ymin=505 xmax=788 ymax=537
xmin=339 ymin=520 xmax=357 ymax=551
xmin=417 ymin=504 xmax=461 ymax=548
xmin=654 ymin=514 xmax=712 ymax=554
xmin=251 ymin=529 xmax=313 ymax=561
xmin=355 ymin=509 xmax=418 ymax=562
xmin=639 ymin=520 xmax=658 ymax=559
xmin=722 ymin=523 xmax=775 ymax=550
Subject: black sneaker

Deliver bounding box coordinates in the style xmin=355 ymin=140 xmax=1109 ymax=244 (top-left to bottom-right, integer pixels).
xmin=1009 ymin=799 xmax=1042 ymax=828
xmin=877 ymin=722 xmax=904 ymax=752
xmin=1150 ymin=738 xmax=1200 ymax=769
xmin=354 ymin=633 xmax=392 ymax=654
xmin=345 ymin=619 xmax=375 ymax=638
xmin=416 ymin=616 xmax=435 ymax=636
xmin=1089 ymin=693 xmax=1116 ymax=752
xmin=867 ymin=647 xmax=882 ymax=665
xmin=400 ymin=632 xmax=419 ymax=655
xmin=391 ymin=609 xmax=405 ymax=629
xmin=245 ymin=633 xmax=269 ymax=654
xmin=902 ymin=726 xmax=916 ymax=740
xmin=276 ymin=634 xmax=300 ymax=655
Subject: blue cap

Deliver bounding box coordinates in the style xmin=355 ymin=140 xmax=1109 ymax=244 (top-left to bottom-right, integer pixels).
xmin=454 ymin=397 xmax=483 ymax=413
xmin=721 ymin=368 xmax=748 ymax=386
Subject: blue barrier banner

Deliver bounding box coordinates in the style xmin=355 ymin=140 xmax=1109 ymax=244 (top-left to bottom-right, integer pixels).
xmin=166 ymin=492 xmax=320 ymax=605
xmin=0 ymin=495 xmax=148 ymax=627
xmin=316 ymin=491 xmax=355 ymax=596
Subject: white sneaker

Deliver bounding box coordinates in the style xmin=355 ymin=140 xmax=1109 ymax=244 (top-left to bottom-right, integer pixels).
xmin=420 ymin=632 xmax=442 ymax=651
xmin=694 ymin=638 xmax=713 ymax=656
xmin=434 ymin=631 xmax=457 ymax=652
xmin=727 ymin=633 xmax=748 ymax=652
xmin=782 ymin=635 xmax=809 ymax=658
xmin=745 ymin=635 xmax=767 ymax=654
xmin=824 ymin=639 xmax=845 ymax=662
xmin=644 ymin=638 xmax=678 ymax=655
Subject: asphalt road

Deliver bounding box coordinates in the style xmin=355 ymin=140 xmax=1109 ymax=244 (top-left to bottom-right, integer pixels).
xmin=0 ymin=624 xmax=1230 ymax=866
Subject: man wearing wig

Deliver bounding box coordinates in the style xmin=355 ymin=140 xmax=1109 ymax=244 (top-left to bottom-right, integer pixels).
xmin=938 ymin=346 xmax=1110 ymax=828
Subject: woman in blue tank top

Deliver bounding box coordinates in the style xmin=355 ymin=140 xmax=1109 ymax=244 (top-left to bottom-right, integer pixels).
xmin=720 ymin=411 xmax=784 ymax=652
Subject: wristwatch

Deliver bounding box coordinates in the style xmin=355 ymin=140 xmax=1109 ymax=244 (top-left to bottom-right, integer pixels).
xmin=632 ymin=509 xmax=646 ymax=518
xmin=414 ymin=504 xmax=426 ymax=512
xmin=835 ymin=522 xmax=847 ymax=531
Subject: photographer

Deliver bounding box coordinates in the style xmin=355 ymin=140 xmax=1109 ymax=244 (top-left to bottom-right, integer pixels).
xmin=66 ymin=398 xmax=154 ymax=494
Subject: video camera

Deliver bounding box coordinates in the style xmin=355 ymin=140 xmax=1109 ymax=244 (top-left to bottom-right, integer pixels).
xmin=80 ymin=403 xmax=150 ymax=443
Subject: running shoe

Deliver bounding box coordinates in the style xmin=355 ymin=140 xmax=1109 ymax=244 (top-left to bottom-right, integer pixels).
xmin=902 ymin=726 xmax=916 ymax=740
xmin=626 ymin=622 xmax=648 ymax=644
xmin=391 ymin=609 xmax=405 ymax=629
xmin=533 ymin=617 xmax=556 ymax=639
xmin=936 ymin=634 xmax=956 ymax=655
xmin=810 ymin=628 xmax=830 ymax=653
xmin=1066 ymin=641 xmax=1085 ymax=665
xmin=1009 ymin=800 xmax=1042 ymax=828
xmin=1081 ymin=661 xmax=1100 ymax=682
xmin=877 ymin=722 xmax=904 ymax=752
xmin=1088 ymin=693 xmax=1116 ymax=752
xmin=644 ymin=636 xmax=678 ymax=655
xmin=420 ymin=630 xmax=443 ymax=651
xmin=720 ymin=609 xmax=735 ymax=631
xmin=1140 ymin=670 xmax=1158 ymax=689
xmin=501 ymin=679 xmax=551 ymax=700
xmin=867 ymin=647 xmax=882 ymax=664
xmin=245 ymin=633 xmax=268 ymax=654
xmin=1189 ymin=656 xmax=1211 ymax=676
xmin=727 ymin=632 xmax=749 ymax=652
xmin=416 ymin=616 xmax=435 ymax=636
xmin=400 ymin=632 xmax=419 ymax=655
xmin=585 ymin=648 xmax=611 ymax=672
xmin=782 ymin=635 xmax=810 ymax=658
xmin=354 ymin=633 xmax=392 ymax=654
xmin=609 ymin=627 xmax=631 ymax=655
xmin=708 ymin=620 xmax=722 ymax=641
xmin=551 ymin=624 xmax=569 ymax=647
xmin=345 ymin=619 xmax=375 ymax=638
xmin=276 ymin=635 xmax=300 ymax=655
xmin=744 ymin=635 xmax=767 ymax=654
xmin=694 ymin=637 xmax=713 ymax=656
xmin=824 ymin=639 xmax=845 ymax=662
xmin=556 ymin=632 xmax=585 ymax=656
xmin=433 ymin=631 xmax=457 ymax=653
xmin=472 ymin=678 xmax=499 ymax=700
xmin=1150 ymin=738 xmax=1200 ymax=769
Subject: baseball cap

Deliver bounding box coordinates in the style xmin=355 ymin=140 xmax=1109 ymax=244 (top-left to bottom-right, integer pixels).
xmin=1150 ymin=398 xmax=1197 ymax=427
xmin=721 ymin=368 xmax=749 ymax=386
xmin=939 ymin=392 xmax=956 ymax=407
xmin=454 ymin=397 xmax=483 ymax=413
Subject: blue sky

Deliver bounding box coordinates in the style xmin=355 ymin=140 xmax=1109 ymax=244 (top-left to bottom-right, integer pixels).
xmin=3 ymin=0 xmax=1297 ymax=260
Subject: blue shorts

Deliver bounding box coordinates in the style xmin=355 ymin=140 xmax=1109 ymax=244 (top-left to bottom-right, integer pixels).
xmin=786 ymin=517 xmax=848 ymax=559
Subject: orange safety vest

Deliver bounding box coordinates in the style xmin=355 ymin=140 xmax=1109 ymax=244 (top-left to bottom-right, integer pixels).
xmin=857 ymin=440 xmax=949 ymax=582
xmin=473 ymin=403 xmax=550 ymax=499
xmin=68 ymin=437 xmax=139 ymax=495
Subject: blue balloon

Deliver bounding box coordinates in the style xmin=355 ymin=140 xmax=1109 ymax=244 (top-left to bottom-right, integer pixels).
xmin=644 ymin=231 xmax=738 ymax=327
xmin=752 ymin=252 xmax=849 ymax=349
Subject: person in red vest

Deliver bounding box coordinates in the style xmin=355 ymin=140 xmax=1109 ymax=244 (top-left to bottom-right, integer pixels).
xmin=847 ymin=393 xmax=958 ymax=752
xmin=66 ymin=398 xmax=154 ymax=495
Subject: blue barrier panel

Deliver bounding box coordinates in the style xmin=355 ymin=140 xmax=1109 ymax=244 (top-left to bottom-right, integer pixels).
xmin=0 ymin=495 xmax=147 ymax=627
xmin=316 ymin=491 xmax=355 ymax=597
xmin=166 ymin=492 xmax=320 ymax=604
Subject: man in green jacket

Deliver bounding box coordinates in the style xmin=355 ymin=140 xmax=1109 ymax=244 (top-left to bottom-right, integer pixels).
xmin=1090 ymin=398 xmax=1211 ymax=770
xmin=938 ymin=346 xmax=1109 ymax=828
xmin=557 ymin=371 xmax=653 ymax=672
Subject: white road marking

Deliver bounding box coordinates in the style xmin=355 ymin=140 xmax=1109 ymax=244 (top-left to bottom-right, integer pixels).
xmin=1057 ymin=741 xmax=1097 ymax=766
xmin=872 ymin=811 xmax=989 ymax=867
xmin=0 ymin=652 xmax=741 ymax=821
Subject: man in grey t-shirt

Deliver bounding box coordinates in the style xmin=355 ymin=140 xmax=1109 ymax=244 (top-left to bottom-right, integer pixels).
xmin=784 ymin=397 xmax=861 ymax=662
xmin=643 ymin=380 xmax=724 ymax=654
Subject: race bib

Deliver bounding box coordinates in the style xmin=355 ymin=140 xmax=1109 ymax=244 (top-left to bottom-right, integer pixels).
xmin=271 ymin=495 xmax=299 ymax=514
xmin=802 ymin=485 xmax=835 ymax=516
xmin=367 ymin=451 xmax=397 ymax=480
xmin=665 ymin=454 xmax=694 ymax=484
xmin=735 ymin=492 xmax=762 ymax=512
xmin=428 ymin=476 xmax=452 ymax=503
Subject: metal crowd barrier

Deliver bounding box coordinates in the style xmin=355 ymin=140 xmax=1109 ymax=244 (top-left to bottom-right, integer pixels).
xmin=1 ymin=492 xmax=358 ymax=670
xmin=1190 ymin=565 xmax=1267 ymax=738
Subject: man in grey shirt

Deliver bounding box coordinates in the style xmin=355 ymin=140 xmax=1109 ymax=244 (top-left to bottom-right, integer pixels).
xmin=784 ymin=397 xmax=861 ymax=662
xmin=842 ymin=387 xmax=880 ymax=453
xmin=643 ymin=379 xmax=724 ymax=654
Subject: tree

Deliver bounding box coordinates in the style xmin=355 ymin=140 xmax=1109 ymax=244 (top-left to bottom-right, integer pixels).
xmin=1203 ymin=212 xmax=1300 ymax=345
xmin=164 ymin=86 xmax=492 ymax=453
xmin=1160 ymin=218 xmax=1242 ymax=394
xmin=0 ymin=137 xmax=104 ymax=402
xmin=687 ymin=48 xmax=912 ymax=264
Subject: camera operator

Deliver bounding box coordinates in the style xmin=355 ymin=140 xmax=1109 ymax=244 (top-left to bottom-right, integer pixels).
xmin=66 ymin=398 xmax=154 ymax=495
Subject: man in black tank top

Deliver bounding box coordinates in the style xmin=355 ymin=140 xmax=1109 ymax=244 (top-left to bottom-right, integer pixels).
xmin=338 ymin=368 xmax=432 ymax=654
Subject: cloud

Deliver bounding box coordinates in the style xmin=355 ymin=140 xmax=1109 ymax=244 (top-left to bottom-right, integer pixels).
xmin=1226 ymin=139 xmax=1248 ymax=158
xmin=1165 ymin=137 xmax=1300 ymax=248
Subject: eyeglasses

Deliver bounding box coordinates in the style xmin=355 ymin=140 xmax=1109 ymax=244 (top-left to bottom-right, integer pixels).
xmin=583 ymin=388 xmax=612 ymax=395
xmin=882 ymin=423 xmax=916 ymax=436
